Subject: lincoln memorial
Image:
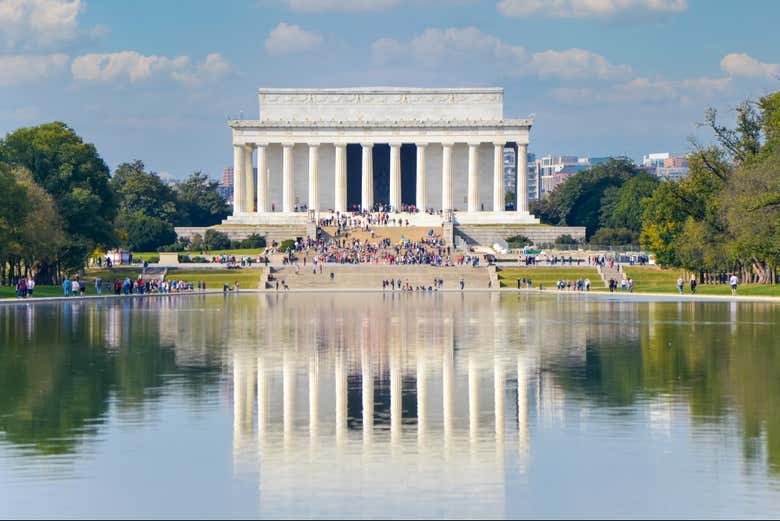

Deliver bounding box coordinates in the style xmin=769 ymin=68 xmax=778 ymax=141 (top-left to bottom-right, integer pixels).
xmin=224 ymin=87 xmax=539 ymax=228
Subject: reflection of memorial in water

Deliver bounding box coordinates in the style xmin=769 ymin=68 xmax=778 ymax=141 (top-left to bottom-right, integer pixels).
xmin=228 ymin=293 xmax=591 ymax=518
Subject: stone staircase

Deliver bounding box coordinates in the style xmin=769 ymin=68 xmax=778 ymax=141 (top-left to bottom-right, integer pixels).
xmin=455 ymin=224 xmax=586 ymax=247
xmin=319 ymin=226 xmax=444 ymax=245
xmin=141 ymin=267 xmax=167 ymax=281
xmin=266 ymin=264 xmax=491 ymax=290
xmin=596 ymin=263 xmax=624 ymax=288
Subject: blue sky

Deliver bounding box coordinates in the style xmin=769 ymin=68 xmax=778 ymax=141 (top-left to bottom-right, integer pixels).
xmin=1 ymin=0 xmax=778 ymax=180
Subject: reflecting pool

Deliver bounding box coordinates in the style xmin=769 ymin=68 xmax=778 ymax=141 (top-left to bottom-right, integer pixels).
xmin=1 ymin=293 xmax=779 ymax=518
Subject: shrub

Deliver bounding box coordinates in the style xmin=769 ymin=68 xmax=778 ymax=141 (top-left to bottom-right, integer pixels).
xmin=279 ymin=239 xmax=295 ymax=251
xmin=240 ymin=233 xmax=266 ymax=249
xmin=554 ymin=234 xmax=579 ymax=245
xmin=506 ymin=234 xmax=532 ymax=248
xmin=589 ymin=227 xmax=639 ymax=246
xmin=204 ymin=229 xmax=231 ymax=250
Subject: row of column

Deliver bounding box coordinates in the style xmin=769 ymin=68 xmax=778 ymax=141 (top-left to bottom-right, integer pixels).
xmin=233 ymin=142 xmax=529 ymax=215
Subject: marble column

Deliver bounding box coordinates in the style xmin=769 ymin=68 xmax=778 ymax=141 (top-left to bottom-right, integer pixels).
xmin=389 ymin=143 xmax=402 ymax=211
xmin=335 ymin=351 xmax=347 ymax=446
xmin=308 ymin=144 xmax=319 ymax=212
xmin=282 ymin=143 xmax=295 ymax=213
xmin=244 ymin=145 xmax=255 ymax=213
xmin=361 ymin=338 xmax=374 ymax=444
xmin=517 ymin=143 xmax=528 ymax=214
xmin=468 ymin=355 xmax=479 ymax=443
xmin=493 ymin=143 xmax=505 ymax=212
xmin=416 ymin=144 xmax=427 ymax=211
xmin=442 ymin=143 xmax=454 ymax=213
xmin=468 ymin=143 xmax=480 ymax=212
xmin=233 ymin=144 xmax=244 ymax=214
xmin=283 ymin=353 xmax=295 ymax=438
xmin=335 ymin=144 xmax=347 ymax=213
xmin=257 ymin=145 xmax=269 ymax=213
xmin=361 ymin=143 xmax=374 ymax=212
xmin=416 ymin=347 xmax=427 ymax=445
xmin=308 ymin=355 xmax=318 ymax=442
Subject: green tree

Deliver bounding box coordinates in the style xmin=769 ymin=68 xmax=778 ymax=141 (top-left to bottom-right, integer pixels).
xmin=600 ymin=172 xmax=659 ymax=232
xmin=0 ymin=122 xmax=117 ymax=278
xmin=112 ymin=161 xmax=179 ymax=252
xmin=175 ymin=172 xmax=230 ymax=227
xmin=531 ymin=159 xmax=639 ymax=238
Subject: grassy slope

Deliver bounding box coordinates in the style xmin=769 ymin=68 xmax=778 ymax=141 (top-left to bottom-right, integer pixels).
xmin=623 ymin=266 xmax=780 ymax=296
xmin=497 ymin=267 xmax=604 ymax=289
xmin=165 ymin=269 xmax=262 ymax=289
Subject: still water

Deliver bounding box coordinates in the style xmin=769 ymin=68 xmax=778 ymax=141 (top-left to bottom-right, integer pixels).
xmin=0 ymin=293 xmax=779 ymax=519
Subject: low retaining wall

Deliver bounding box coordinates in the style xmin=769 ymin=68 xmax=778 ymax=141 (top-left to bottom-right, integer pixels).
xmin=175 ymin=224 xmax=308 ymax=244
xmin=455 ymin=224 xmax=586 ymax=247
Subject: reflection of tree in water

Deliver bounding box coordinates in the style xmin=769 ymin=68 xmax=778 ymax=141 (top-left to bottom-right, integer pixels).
xmin=0 ymin=300 xmax=220 ymax=455
xmin=549 ymin=302 xmax=780 ymax=474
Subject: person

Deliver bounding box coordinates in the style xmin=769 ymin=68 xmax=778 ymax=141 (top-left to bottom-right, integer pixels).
xmin=628 ymin=278 xmax=634 ymax=293
xmin=234 ymin=281 xmax=240 ymax=292
xmin=690 ymin=275 xmax=697 ymax=295
xmin=96 ymin=277 xmax=103 ymax=296
xmin=677 ymin=277 xmax=684 ymax=294
xmin=63 ymin=278 xmax=72 ymax=297
xmin=26 ymin=277 xmax=34 ymax=298
xmin=729 ymin=273 xmax=738 ymax=296
xmin=460 ymin=279 xmax=465 ymax=291
xmin=72 ymin=278 xmax=80 ymax=297
xmin=330 ymin=272 xmax=335 ymax=281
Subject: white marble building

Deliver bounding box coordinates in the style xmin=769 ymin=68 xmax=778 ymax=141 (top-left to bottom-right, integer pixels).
xmin=225 ymin=87 xmax=539 ymax=226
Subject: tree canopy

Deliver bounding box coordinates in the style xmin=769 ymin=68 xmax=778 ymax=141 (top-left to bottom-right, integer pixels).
xmin=0 ymin=122 xmax=117 ymax=274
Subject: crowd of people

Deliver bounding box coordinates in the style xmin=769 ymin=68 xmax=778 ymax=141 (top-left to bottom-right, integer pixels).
xmin=556 ymin=278 xmax=594 ymax=292
xmin=276 ymin=233 xmax=487 ymax=268
xmin=13 ymin=276 xmax=36 ymax=298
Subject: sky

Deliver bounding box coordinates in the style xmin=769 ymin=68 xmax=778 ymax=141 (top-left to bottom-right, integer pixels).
xmin=1 ymin=0 xmax=778 ymax=180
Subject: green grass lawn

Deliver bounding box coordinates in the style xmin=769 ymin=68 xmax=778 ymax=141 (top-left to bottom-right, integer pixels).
xmin=0 ymin=268 xmax=143 ymax=299
xmin=497 ymin=267 xmax=604 ymax=289
xmin=623 ymin=266 xmax=780 ymax=296
xmin=165 ymin=269 xmax=263 ymax=290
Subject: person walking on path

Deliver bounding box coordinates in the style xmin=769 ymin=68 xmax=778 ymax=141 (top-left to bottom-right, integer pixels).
xmin=690 ymin=275 xmax=697 ymax=295
xmin=96 ymin=277 xmax=103 ymax=296
xmin=729 ymin=274 xmax=739 ymax=296
xmin=460 ymin=279 xmax=465 ymax=291
xmin=677 ymin=277 xmax=684 ymax=294
xmin=63 ymin=278 xmax=72 ymax=297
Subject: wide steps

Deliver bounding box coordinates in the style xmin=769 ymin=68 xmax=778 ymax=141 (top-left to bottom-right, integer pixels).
xmin=268 ymin=265 xmax=490 ymax=290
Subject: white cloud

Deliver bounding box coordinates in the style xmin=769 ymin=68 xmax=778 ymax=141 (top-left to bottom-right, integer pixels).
xmin=551 ymin=75 xmax=731 ymax=104
xmin=265 ymin=22 xmax=323 ymax=55
xmin=0 ymin=0 xmax=87 ymax=49
xmin=0 ymin=53 xmax=68 ymax=86
xmin=497 ymin=0 xmax=687 ymax=19
xmin=529 ymin=48 xmax=632 ymax=80
xmin=372 ymin=27 xmax=629 ymax=81
xmin=720 ymin=53 xmax=780 ymax=79
xmin=282 ymin=0 xmax=401 ymax=12
xmin=373 ymin=27 xmax=526 ymax=68
xmin=72 ymin=51 xmax=188 ymax=83
xmin=71 ymin=51 xmax=232 ymax=87
xmin=171 ymin=53 xmax=233 ymax=87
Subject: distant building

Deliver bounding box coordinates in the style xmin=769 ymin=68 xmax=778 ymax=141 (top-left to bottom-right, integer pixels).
xmin=642 ymin=152 xmax=689 ymax=181
xmin=534 ymin=155 xmax=588 ymax=198
xmin=220 ymin=166 xmax=235 ymax=203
